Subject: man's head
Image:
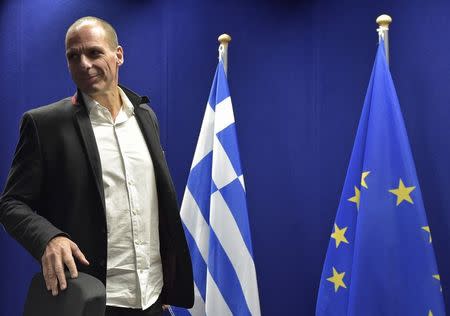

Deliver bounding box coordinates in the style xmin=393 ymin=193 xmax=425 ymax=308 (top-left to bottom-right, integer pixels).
xmin=65 ymin=17 xmax=124 ymax=97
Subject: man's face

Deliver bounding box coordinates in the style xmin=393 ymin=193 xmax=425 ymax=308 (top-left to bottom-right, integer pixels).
xmin=65 ymin=23 xmax=123 ymax=97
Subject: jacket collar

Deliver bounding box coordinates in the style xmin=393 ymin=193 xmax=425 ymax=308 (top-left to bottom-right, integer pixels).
xmin=71 ymin=84 xmax=150 ymax=108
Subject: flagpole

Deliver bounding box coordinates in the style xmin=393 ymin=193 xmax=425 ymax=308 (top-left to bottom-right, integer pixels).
xmin=218 ymin=33 xmax=232 ymax=75
xmin=376 ymin=14 xmax=392 ymax=66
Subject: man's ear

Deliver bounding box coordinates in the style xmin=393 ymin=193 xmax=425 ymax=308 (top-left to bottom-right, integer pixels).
xmin=116 ymin=46 xmax=124 ymax=66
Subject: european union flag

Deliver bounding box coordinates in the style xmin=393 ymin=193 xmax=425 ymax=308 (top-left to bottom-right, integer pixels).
xmin=316 ymin=40 xmax=446 ymax=316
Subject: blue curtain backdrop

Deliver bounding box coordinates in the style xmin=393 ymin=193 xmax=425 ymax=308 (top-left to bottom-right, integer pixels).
xmin=1 ymin=1 xmax=449 ymax=315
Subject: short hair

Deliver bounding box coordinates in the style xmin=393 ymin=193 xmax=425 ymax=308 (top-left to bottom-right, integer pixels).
xmin=65 ymin=16 xmax=119 ymax=49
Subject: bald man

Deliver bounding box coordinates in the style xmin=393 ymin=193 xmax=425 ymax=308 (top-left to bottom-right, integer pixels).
xmin=0 ymin=17 xmax=193 ymax=315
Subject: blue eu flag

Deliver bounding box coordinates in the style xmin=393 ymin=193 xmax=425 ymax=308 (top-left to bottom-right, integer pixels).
xmin=316 ymin=41 xmax=446 ymax=316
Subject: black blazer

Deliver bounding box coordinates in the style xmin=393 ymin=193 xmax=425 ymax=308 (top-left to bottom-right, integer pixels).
xmin=0 ymin=85 xmax=194 ymax=308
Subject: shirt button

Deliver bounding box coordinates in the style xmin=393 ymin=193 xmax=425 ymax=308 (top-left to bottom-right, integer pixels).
xmin=131 ymin=209 xmax=137 ymax=215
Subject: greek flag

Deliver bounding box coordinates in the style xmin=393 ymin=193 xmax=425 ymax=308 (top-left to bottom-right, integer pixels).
xmin=172 ymin=60 xmax=261 ymax=316
xmin=316 ymin=40 xmax=446 ymax=316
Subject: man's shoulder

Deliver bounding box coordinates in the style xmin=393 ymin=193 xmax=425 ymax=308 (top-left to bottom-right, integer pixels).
xmin=25 ymin=97 xmax=75 ymax=119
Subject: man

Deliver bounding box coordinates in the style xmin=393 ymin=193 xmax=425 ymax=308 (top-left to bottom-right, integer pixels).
xmin=0 ymin=16 xmax=193 ymax=315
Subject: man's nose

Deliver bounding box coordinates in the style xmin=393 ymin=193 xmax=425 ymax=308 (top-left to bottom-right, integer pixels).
xmin=79 ymin=55 xmax=92 ymax=69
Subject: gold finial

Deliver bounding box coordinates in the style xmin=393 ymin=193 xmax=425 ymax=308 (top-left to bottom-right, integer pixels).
xmin=218 ymin=34 xmax=232 ymax=45
xmin=376 ymin=14 xmax=392 ymax=28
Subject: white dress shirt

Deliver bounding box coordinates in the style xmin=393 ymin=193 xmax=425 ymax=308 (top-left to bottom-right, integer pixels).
xmin=84 ymin=88 xmax=163 ymax=309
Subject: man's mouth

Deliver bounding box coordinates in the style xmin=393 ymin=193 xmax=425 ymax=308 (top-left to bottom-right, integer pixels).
xmin=81 ymin=74 xmax=100 ymax=83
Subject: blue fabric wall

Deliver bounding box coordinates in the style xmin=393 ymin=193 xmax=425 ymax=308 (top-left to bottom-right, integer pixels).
xmin=1 ymin=1 xmax=449 ymax=315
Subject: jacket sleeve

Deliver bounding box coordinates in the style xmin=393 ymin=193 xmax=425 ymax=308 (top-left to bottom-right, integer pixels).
xmin=0 ymin=112 xmax=68 ymax=261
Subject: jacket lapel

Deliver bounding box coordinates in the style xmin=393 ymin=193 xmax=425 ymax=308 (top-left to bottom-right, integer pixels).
xmin=72 ymin=93 xmax=106 ymax=212
xmin=70 ymin=87 xmax=162 ymax=215
xmin=134 ymin=104 xmax=164 ymax=169
xmin=133 ymin=101 xmax=176 ymax=244
xmin=120 ymin=86 xmax=164 ymax=172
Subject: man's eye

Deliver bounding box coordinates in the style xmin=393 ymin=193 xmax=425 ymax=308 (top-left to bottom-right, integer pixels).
xmin=90 ymin=50 xmax=102 ymax=57
xmin=67 ymin=54 xmax=78 ymax=60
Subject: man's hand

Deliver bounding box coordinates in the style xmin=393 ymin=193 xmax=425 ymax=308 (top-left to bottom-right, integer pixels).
xmin=41 ymin=236 xmax=89 ymax=296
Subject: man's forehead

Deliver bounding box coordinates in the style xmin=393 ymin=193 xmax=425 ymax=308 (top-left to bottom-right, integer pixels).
xmin=73 ymin=23 xmax=104 ymax=35
xmin=65 ymin=22 xmax=119 ymax=53
xmin=67 ymin=23 xmax=105 ymax=43
xmin=66 ymin=44 xmax=106 ymax=54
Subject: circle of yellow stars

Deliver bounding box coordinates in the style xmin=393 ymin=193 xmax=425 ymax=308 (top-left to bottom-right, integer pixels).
xmin=327 ymin=171 xmax=441 ymax=308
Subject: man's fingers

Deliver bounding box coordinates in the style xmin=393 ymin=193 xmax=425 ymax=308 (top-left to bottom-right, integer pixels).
xmin=50 ymin=272 xmax=59 ymax=296
xmin=42 ymin=256 xmax=53 ymax=291
xmin=41 ymin=237 xmax=89 ymax=295
xmin=71 ymin=242 xmax=89 ymax=266
xmin=42 ymin=252 xmax=59 ymax=295
xmin=54 ymin=257 xmax=67 ymax=292
xmin=63 ymin=249 xmax=78 ymax=279
xmin=46 ymin=256 xmax=59 ymax=296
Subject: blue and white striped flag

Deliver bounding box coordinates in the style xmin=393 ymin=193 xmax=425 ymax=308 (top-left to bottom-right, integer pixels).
xmin=172 ymin=60 xmax=261 ymax=316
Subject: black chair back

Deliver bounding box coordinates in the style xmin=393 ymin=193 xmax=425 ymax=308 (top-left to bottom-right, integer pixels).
xmin=23 ymin=272 xmax=105 ymax=316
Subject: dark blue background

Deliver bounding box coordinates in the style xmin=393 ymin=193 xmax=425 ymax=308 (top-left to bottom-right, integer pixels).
xmin=1 ymin=1 xmax=449 ymax=315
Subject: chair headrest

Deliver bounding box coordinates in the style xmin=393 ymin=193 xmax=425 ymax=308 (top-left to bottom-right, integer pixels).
xmin=23 ymin=271 xmax=106 ymax=316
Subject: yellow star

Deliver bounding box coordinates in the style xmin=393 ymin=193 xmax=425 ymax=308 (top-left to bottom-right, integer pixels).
xmin=348 ymin=186 xmax=360 ymax=210
xmin=422 ymin=226 xmax=432 ymax=243
xmin=389 ymin=179 xmax=416 ymax=206
xmin=433 ymin=275 xmax=442 ymax=292
xmin=361 ymin=171 xmax=370 ymax=189
xmin=331 ymin=224 xmax=349 ymax=248
xmin=327 ymin=267 xmax=347 ymax=292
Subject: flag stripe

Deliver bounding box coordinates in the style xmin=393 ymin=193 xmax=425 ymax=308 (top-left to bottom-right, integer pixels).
xmin=210 ymin=191 xmax=260 ymax=315
xmin=216 ymin=123 xmax=243 ymax=177
xmin=183 ymin=221 xmax=207 ymax=300
xmin=208 ymin=229 xmax=252 ymax=316
xmin=211 ymin=136 xmax=238 ymax=190
xmin=205 ymin=270 xmax=233 ymax=316
xmin=191 ymin=105 xmax=215 ymax=169
xmin=208 ymin=67 xmax=230 ymax=111
xmin=181 ymin=189 xmax=210 ymax=262
xmin=186 ymin=152 xmax=213 ymax=221
xmin=219 ymin=178 xmax=254 ymax=256
xmin=214 ymin=97 xmax=235 ymax=133
xmin=190 ymin=283 xmax=206 ymax=316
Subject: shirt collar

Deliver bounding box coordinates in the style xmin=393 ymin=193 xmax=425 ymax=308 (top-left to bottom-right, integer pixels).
xmin=81 ymin=87 xmax=135 ymax=116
